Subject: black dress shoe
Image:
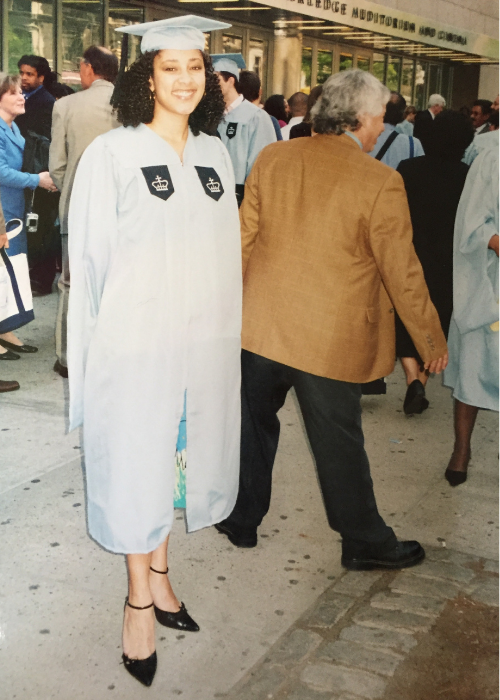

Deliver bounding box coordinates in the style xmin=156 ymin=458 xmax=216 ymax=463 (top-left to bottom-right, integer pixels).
xmin=0 ymin=379 xmax=20 ymax=392
xmin=53 ymin=360 xmax=68 ymax=378
xmin=0 ymin=339 xmax=38 ymax=353
xmin=122 ymin=598 xmax=157 ymax=687
xmin=342 ymin=540 xmax=425 ymax=571
xmin=215 ymin=519 xmax=258 ymax=548
xmin=403 ymin=380 xmax=429 ymax=415
xmin=0 ymin=349 xmax=20 ymax=360
xmin=445 ymin=469 xmax=467 ymax=486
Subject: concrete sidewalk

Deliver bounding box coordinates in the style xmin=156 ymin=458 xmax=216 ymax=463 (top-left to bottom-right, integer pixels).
xmin=0 ymin=294 xmax=498 ymax=700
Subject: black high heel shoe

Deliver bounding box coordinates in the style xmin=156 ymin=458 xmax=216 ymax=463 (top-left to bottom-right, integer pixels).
xmin=122 ymin=598 xmax=157 ymax=687
xmin=150 ymin=566 xmax=200 ymax=632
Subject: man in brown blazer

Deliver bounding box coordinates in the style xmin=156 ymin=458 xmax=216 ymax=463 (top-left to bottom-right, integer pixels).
xmin=216 ymin=70 xmax=448 ymax=570
xmin=49 ymin=46 xmax=119 ymax=377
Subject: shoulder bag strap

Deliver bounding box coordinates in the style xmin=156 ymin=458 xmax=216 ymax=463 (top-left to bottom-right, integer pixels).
xmin=409 ymin=135 xmax=414 ymax=158
xmin=375 ymin=130 xmax=399 ymax=161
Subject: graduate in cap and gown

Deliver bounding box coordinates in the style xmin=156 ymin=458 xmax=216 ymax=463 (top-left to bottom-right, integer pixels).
xmin=443 ymin=130 xmax=499 ymax=486
xmin=212 ymin=54 xmax=276 ymax=206
xmin=67 ymin=15 xmax=242 ymax=686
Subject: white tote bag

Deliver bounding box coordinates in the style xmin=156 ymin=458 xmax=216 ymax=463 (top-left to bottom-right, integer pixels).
xmin=0 ymin=219 xmax=34 ymax=328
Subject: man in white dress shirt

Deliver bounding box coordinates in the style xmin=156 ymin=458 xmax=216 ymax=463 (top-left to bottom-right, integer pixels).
xmin=281 ymin=92 xmax=308 ymax=140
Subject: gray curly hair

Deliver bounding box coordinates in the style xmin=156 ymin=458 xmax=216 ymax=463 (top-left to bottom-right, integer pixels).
xmin=311 ymin=69 xmax=390 ymax=135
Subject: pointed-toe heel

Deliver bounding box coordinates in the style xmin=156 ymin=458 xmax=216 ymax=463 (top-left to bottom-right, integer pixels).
xmin=150 ymin=566 xmax=200 ymax=632
xmin=122 ymin=598 xmax=157 ymax=686
xmin=154 ymin=601 xmax=200 ymax=632
xmin=122 ymin=651 xmax=157 ymax=687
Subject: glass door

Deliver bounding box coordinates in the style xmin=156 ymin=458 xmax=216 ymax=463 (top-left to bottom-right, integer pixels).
xmin=401 ymin=58 xmax=415 ymax=104
xmin=339 ymin=51 xmax=353 ymax=71
xmin=317 ymin=49 xmax=333 ymax=85
xmin=301 ymin=47 xmax=313 ymax=93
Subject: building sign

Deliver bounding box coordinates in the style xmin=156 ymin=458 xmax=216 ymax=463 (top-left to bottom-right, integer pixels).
xmin=256 ymin=0 xmax=499 ymax=59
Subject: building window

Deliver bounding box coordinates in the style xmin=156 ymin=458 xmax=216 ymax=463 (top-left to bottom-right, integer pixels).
xmin=223 ymin=34 xmax=242 ymax=54
xmin=414 ymin=61 xmax=427 ymax=110
xmin=7 ymin=0 xmax=54 ymax=73
xmin=441 ymin=64 xmax=453 ymax=105
xmin=428 ymin=63 xmax=441 ymax=96
xmin=61 ymin=0 xmax=103 ymax=86
xmin=401 ymin=58 xmax=414 ymax=104
xmin=249 ymin=38 xmax=265 ymax=81
xmin=386 ymin=56 xmax=401 ymax=92
xmin=372 ymin=53 xmax=386 ymax=84
xmin=317 ymin=50 xmax=332 ymax=85
xmin=108 ymin=2 xmax=144 ymax=66
xmin=301 ymin=47 xmax=312 ymax=93
xmin=339 ymin=52 xmax=353 ymax=72
xmin=357 ymin=56 xmax=370 ymax=72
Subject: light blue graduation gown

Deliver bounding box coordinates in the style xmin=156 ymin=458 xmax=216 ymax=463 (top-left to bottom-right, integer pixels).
xmin=395 ymin=120 xmax=414 ymax=136
xmin=67 ymin=124 xmax=242 ymax=553
xmin=369 ymin=123 xmax=424 ymax=169
xmin=218 ymin=99 xmax=277 ymax=187
xmin=463 ymin=129 xmax=497 ymax=166
xmin=443 ymin=130 xmax=499 ymax=411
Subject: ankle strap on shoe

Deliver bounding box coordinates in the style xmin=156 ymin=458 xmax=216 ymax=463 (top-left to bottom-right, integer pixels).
xmin=150 ymin=566 xmax=169 ymax=575
xmin=126 ymin=597 xmax=154 ymax=610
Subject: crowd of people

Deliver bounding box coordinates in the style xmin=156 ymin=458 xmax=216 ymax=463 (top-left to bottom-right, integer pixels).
xmin=0 ymin=13 xmax=498 ymax=687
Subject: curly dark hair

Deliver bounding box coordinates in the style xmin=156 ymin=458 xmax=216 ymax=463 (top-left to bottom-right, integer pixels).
xmin=111 ymin=51 xmax=225 ymax=136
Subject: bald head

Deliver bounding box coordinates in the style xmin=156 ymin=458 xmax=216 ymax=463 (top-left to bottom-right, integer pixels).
xmin=288 ymin=91 xmax=308 ymax=117
xmin=81 ymin=45 xmax=119 ymax=88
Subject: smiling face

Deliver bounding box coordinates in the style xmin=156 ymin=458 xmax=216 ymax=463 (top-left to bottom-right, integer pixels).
xmin=150 ymin=49 xmax=206 ymax=118
xmin=0 ymin=85 xmax=25 ymax=120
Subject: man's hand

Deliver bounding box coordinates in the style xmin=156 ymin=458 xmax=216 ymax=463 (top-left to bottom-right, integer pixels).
xmin=424 ymin=352 xmax=449 ymax=375
xmin=0 ymin=232 xmax=8 ymax=249
xmin=488 ymin=234 xmax=499 ymax=257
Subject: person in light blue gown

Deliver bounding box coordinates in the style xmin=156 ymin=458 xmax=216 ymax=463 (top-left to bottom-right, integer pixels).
xmin=443 ymin=130 xmax=499 ymax=486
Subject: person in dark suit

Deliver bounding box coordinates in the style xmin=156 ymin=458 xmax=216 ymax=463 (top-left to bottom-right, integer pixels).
xmin=413 ymin=93 xmax=446 ymax=152
xmin=471 ymin=99 xmax=493 ymax=136
xmin=16 ymin=56 xmax=58 ymax=296
xmin=395 ymin=111 xmax=474 ymax=414
xmin=289 ymin=85 xmax=323 ymax=139
xmin=15 ymin=55 xmax=55 ymax=139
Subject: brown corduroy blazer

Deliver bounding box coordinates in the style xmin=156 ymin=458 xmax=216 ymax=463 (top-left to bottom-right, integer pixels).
xmin=240 ymin=133 xmax=447 ymax=384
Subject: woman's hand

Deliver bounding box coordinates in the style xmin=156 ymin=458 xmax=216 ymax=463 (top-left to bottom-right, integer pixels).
xmin=0 ymin=231 xmax=8 ymax=249
xmin=38 ymin=172 xmax=58 ymax=192
xmin=488 ymin=234 xmax=499 ymax=257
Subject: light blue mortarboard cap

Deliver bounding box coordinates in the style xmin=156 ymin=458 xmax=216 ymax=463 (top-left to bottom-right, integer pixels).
xmin=117 ymin=15 xmax=231 ymax=53
xmin=211 ymin=53 xmax=246 ymax=79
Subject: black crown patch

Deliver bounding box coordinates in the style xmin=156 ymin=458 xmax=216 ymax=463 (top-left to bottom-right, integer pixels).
xmin=226 ymin=123 xmax=238 ymax=139
xmin=195 ymin=167 xmax=224 ymax=202
xmin=141 ymin=165 xmax=174 ymax=202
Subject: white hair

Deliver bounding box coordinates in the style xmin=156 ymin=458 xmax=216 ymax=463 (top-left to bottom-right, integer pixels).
xmin=428 ymin=93 xmax=446 ymax=108
xmin=311 ymin=70 xmax=390 ymax=135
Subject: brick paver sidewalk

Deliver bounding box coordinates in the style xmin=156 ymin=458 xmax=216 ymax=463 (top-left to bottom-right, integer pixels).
xmin=222 ymin=547 xmax=499 ymax=700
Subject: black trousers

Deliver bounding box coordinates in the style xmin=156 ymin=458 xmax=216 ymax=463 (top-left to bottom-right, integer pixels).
xmin=229 ymin=351 xmax=394 ymax=546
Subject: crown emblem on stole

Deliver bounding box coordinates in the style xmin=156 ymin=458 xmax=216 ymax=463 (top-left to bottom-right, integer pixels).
xmin=206 ymin=177 xmax=221 ymax=193
xmin=152 ymin=174 xmax=169 ymax=192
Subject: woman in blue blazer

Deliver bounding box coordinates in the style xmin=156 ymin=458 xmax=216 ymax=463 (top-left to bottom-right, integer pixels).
xmin=0 ymin=73 xmax=55 ymax=358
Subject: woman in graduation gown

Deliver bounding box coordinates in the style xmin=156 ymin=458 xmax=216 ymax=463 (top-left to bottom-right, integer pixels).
xmin=67 ymin=15 xmax=242 ymax=686
xmin=443 ymin=130 xmax=499 ymax=486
